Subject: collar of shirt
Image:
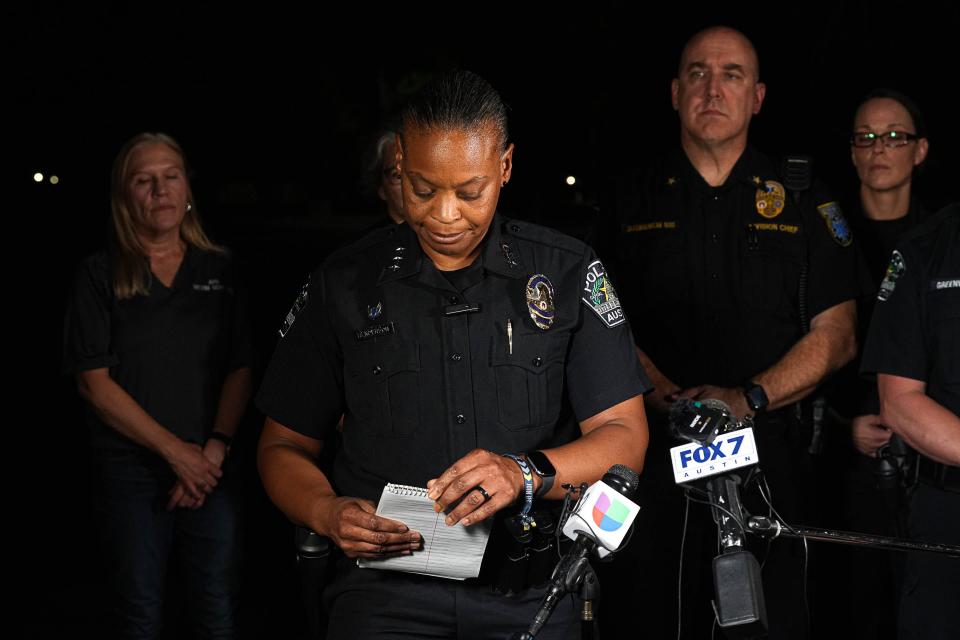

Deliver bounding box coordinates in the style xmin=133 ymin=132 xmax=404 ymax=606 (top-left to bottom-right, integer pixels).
xmin=376 ymin=214 xmax=527 ymax=288
xmin=670 ymin=144 xmax=777 ymax=193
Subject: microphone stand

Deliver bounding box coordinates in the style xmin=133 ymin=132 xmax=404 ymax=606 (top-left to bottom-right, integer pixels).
xmin=516 ymin=536 xmax=599 ymax=639
xmin=747 ymin=517 xmax=960 ymax=556
xmin=698 ymin=478 xmax=960 ymax=639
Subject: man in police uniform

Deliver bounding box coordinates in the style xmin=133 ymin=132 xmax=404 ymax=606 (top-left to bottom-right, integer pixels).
xmin=861 ymin=203 xmax=960 ymax=640
xmin=613 ymin=27 xmax=863 ymax=638
xmin=256 ymin=71 xmax=650 ymax=639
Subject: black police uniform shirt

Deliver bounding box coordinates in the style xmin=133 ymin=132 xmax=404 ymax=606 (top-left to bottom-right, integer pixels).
xmin=861 ymin=204 xmax=960 ymax=419
xmin=616 ymin=145 xmax=865 ymax=393
xmin=830 ymin=198 xmax=929 ymax=419
xmin=256 ymin=215 xmax=652 ymax=504
xmin=63 ymin=246 xmax=253 ymax=454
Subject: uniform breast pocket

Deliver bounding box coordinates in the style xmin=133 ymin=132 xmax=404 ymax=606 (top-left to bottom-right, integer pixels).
xmin=633 ymin=231 xmax=685 ymax=303
xmin=344 ymin=340 xmax=421 ymax=437
xmin=930 ymin=293 xmax=960 ymax=383
xmin=741 ymin=236 xmax=804 ymax=313
xmin=490 ymin=331 xmax=569 ymax=431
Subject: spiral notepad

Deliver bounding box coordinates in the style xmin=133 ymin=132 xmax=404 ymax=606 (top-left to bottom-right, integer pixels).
xmin=356 ymin=483 xmax=492 ymax=580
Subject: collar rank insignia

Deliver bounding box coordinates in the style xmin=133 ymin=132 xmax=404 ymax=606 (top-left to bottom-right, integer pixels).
xmin=526 ymin=274 xmax=556 ymax=330
xmin=501 ymin=242 xmax=519 ymax=269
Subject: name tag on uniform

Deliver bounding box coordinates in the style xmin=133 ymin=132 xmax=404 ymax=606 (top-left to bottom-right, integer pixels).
xmin=355 ymin=322 xmax=396 ymax=341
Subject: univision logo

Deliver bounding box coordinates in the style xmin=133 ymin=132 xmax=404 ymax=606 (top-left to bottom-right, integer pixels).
xmin=592 ymin=492 xmax=630 ymax=532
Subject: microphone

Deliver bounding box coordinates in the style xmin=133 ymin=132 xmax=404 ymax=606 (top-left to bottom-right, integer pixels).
xmin=560 ymin=464 xmax=641 ymax=558
xmin=668 ymin=398 xmax=768 ymax=637
xmin=668 ymin=398 xmax=759 ymax=486
xmin=521 ymin=465 xmax=641 ymax=638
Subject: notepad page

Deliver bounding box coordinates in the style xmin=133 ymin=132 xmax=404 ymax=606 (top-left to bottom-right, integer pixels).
xmin=356 ymin=483 xmax=492 ymax=580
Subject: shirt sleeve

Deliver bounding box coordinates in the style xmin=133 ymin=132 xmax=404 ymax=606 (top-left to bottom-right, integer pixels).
xmin=255 ymin=267 xmax=345 ymax=441
xmin=565 ymin=249 xmax=653 ymax=422
xmin=62 ymin=256 xmax=119 ymax=374
xmin=861 ymin=243 xmax=928 ymax=382
xmin=804 ymin=183 xmax=872 ymax=319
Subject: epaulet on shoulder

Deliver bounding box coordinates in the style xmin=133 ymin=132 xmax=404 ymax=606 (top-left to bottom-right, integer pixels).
xmin=323 ymin=224 xmax=398 ymax=267
xmin=502 ymin=219 xmax=586 ymax=256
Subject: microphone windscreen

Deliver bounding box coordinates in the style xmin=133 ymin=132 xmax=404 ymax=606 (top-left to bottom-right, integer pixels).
xmin=603 ymin=464 xmax=640 ymax=499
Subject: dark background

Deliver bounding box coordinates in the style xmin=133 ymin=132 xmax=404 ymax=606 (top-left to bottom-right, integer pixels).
xmin=14 ymin=1 xmax=960 ymax=637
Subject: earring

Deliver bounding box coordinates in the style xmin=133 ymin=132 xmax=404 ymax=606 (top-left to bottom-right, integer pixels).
xmin=186 ymin=202 xmax=193 ymax=212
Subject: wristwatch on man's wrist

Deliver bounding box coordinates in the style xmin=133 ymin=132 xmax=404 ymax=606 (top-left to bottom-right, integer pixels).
xmin=742 ymin=382 xmax=769 ymax=413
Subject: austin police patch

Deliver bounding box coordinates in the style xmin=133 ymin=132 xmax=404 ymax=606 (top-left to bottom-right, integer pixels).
xmin=878 ymin=250 xmax=905 ymax=302
xmin=279 ymin=278 xmax=310 ymax=338
xmin=526 ymin=274 xmax=556 ymax=330
xmin=581 ymin=260 xmax=625 ymax=328
xmin=817 ymin=202 xmax=853 ymax=247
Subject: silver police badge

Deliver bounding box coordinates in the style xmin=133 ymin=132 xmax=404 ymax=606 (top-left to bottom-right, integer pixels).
xmin=526 ymin=274 xmax=556 ymax=330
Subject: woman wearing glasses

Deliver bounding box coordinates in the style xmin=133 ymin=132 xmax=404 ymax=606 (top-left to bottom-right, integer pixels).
xmin=819 ymin=89 xmax=931 ymax=638
xmin=848 ymin=89 xmax=930 ymax=458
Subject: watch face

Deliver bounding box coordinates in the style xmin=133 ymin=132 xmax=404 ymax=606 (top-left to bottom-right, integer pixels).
xmin=745 ymin=384 xmax=768 ymax=411
xmin=526 ymin=450 xmax=556 ymax=478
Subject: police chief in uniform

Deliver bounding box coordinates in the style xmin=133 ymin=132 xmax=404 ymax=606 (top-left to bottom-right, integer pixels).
xmin=256 ymin=71 xmax=650 ymax=640
xmin=612 ymin=27 xmax=863 ymax=638
xmin=861 ymin=203 xmax=960 ymax=640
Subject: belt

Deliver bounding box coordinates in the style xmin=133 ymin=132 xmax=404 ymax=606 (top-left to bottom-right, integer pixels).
xmin=917 ymin=457 xmax=960 ymax=493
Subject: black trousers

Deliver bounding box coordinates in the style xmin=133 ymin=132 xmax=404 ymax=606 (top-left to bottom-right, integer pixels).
xmin=322 ymin=554 xmax=581 ymax=640
xmin=898 ymin=482 xmax=960 ymax=640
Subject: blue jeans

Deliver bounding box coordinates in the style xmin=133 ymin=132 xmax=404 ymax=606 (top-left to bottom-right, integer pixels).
xmin=93 ymin=451 xmax=241 ymax=640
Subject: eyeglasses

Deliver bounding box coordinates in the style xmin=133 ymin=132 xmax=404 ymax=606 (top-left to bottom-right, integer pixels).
xmin=850 ymin=131 xmax=920 ymax=149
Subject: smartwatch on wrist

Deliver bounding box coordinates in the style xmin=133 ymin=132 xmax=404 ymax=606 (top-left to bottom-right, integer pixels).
xmin=742 ymin=382 xmax=769 ymax=414
xmin=525 ymin=450 xmax=557 ymax=498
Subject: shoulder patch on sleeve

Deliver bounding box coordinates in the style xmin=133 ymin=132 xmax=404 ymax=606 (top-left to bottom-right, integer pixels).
xmin=877 ymin=250 xmax=905 ymax=302
xmin=817 ymin=201 xmax=853 ymax=247
xmin=279 ymin=277 xmax=310 ymax=337
xmin=581 ymin=260 xmax=625 ymax=328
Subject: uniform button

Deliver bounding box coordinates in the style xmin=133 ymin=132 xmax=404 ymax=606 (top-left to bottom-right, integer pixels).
xmin=511 ymin=224 xmax=521 ymax=232
xmin=711 ymin=233 xmax=719 ymax=243
xmin=449 ymin=295 xmax=460 ymax=304
xmin=372 ymin=365 xmax=382 ymax=375
xmin=450 ymin=353 xmax=463 ymax=362
xmin=711 ymin=272 xmax=718 ymax=280
xmin=456 ymin=414 xmax=466 ymax=424
xmin=532 ymin=356 xmax=543 ymax=367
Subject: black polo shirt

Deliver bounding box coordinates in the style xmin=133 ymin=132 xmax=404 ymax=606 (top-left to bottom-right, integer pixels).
xmin=63 ymin=246 xmax=253 ymax=453
xmin=256 ymin=215 xmax=651 ymax=503
xmin=861 ymin=204 xmax=960 ymax=417
xmin=616 ymin=145 xmax=865 ymax=390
